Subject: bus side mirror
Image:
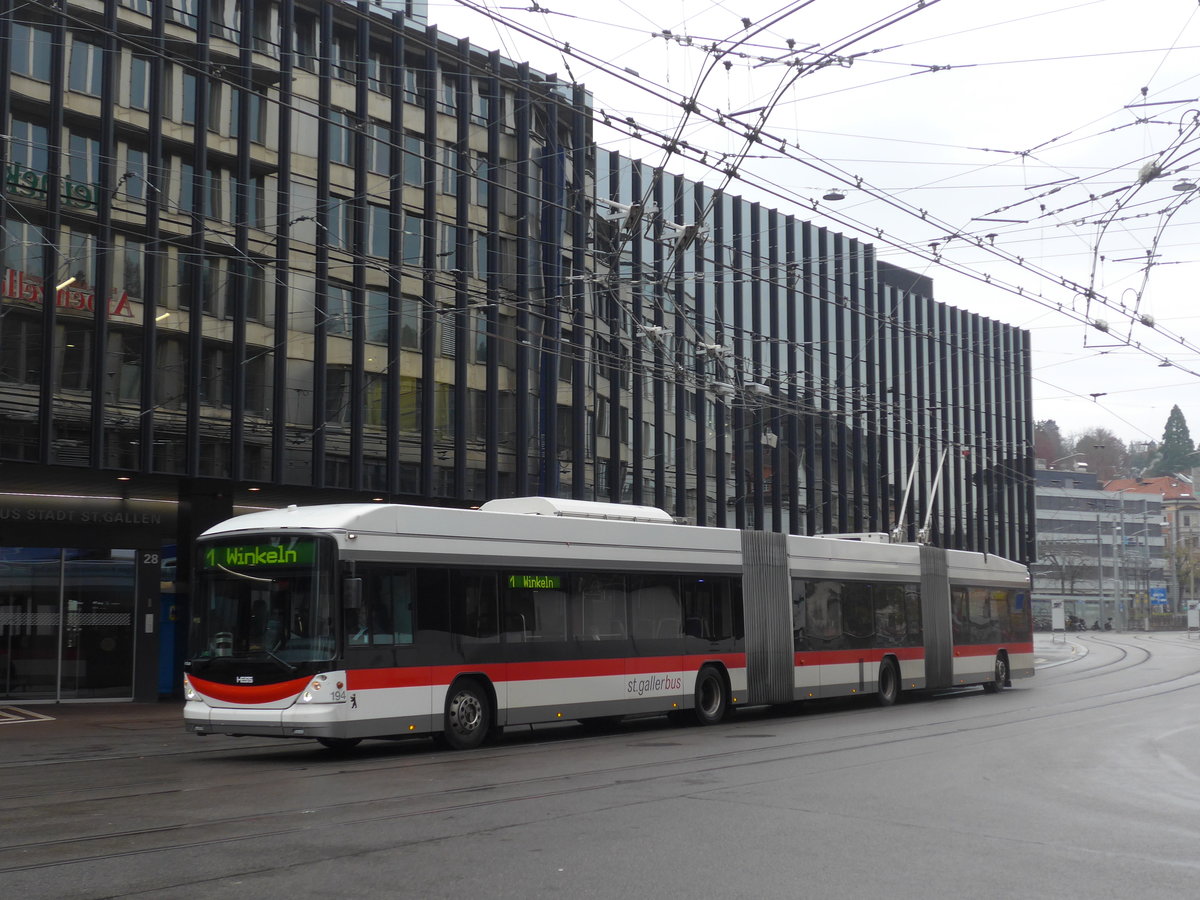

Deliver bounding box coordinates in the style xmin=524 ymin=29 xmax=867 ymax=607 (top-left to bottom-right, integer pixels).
xmin=343 ymin=577 xmax=363 ymax=611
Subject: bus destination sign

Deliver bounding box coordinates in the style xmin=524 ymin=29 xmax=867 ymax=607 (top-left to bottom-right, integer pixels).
xmin=204 ymin=540 xmax=316 ymax=570
xmin=507 ymin=573 xmax=562 ymax=590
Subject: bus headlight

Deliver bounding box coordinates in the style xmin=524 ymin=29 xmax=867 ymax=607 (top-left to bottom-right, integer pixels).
xmin=183 ymin=676 xmax=196 ymax=701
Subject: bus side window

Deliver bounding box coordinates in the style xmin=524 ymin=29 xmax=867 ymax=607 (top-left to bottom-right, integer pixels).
xmin=573 ymin=573 xmax=626 ymax=640
xmin=415 ymin=569 xmax=450 ymax=640
xmin=352 ymin=569 xmax=415 ymax=646
xmin=630 ymin=575 xmax=681 ymax=639
xmin=450 ymin=572 xmax=499 ymax=643
xmin=792 ymin=578 xmax=808 ymax=649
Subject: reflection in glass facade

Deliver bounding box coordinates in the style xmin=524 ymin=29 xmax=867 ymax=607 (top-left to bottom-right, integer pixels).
xmin=0 ymin=1 xmax=1032 ymax=563
xmin=0 ymin=548 xmax=135 ymax=700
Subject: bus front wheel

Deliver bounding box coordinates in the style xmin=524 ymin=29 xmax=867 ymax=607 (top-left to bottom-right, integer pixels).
xmin=693 ymin=667 xmax=729 ymax=726
xmin=982 ymin=655 xmax=1009 ymax=694
xmin=443 ymin=679 xmax=492 ymax=750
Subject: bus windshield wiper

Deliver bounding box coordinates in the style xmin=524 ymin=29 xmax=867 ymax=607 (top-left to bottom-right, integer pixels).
xmin=250 ymin=647 xmax=296 ymax=672
xmin=217 ymin=563 xmax=275 ymax=583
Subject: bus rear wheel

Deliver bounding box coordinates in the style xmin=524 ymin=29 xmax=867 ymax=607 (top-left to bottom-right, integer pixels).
xmin=982 ymin=654 xmax=1009 ymax=693
xmin=876 ymin=658 xmax=899 ymax=707
xmin=443 ymin=679 xmax=492 ymax=750
xmin=693 ymin=667 xmax=728 ymax=726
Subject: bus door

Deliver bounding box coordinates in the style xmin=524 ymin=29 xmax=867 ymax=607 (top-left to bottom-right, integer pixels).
xmin=344 ymin=566 xmax=426 ymax=726
xmin=500 ymin=572 xmax=573 ymax=725
xmin=572 ymin=573 xmax=632 ymax=717
xmin=627 ymin=575 xmax=684 ymax=714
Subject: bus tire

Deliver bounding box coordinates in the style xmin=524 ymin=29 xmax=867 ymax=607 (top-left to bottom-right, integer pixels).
xmin=443 ymin=678 xmax=492 ymax=750
xmin=316 ymin=737 xmax=362 ymax=752
xmin=982 ymin=654 xmax=1009 ymax=693
xmin=693 ymin=666 xmax=728 ymax=726
xmin=876 ymin=658 xmax=899 ymax=707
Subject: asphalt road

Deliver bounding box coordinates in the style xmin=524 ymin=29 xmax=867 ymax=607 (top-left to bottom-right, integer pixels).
xmin=3 ymin=632 xmax=1200 ymax=899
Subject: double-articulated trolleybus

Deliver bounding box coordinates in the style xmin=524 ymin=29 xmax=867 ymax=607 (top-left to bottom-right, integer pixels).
xmin=183 ymin=498 xmax=1033 ymax=750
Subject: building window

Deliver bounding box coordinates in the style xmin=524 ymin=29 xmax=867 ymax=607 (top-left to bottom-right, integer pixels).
xmin=10 ymin=119 xmax=50 ymax=174
xmin=128 ymin=56 xmax=151 ymax=110
xmin=293 ymin=13 xmax=317 ymax=72
xmin=244 ymin=261 xmax=268 ymax=323
xmin=251 ymin=3 xmax=277 ymax=56
xmin=200 ymin=341 xmax=233 ymax=407
xmin=3 ymin=220 xmax=46 ymax=274
xmin=106 ymin=329 xmax=143 ymax=403
xmin=367 ymin=122 xmax=391 ymax=175
xmin=12 ymin=24 xmax=53 ymax=82
xmin=69 ymin=40 xmax=105 ymax=97
xmin=474 ymin=153 xmax=490 ymax=206
xmin=205 ymin=167 xmax=228 ymax=221
xmin=439 ymin=144 xmax=458 ymax=196
xmin=366 ymin=205 xmax=390 ymax=258
xmin=470 ymin=79 xmax=490 ymax=126
xmin=58 ymin=322 xmax=93 ymax=393
xmin=438 ymin=72 xmax=458 ymax=115
xmin=167 ymin=0 xmax=199 ymax=29
xmin=402 ymin=65 xmax=423 ymax=106
xmin=472 ymin=310 xmax=488 ymax=364
xmin=367 ymin=48 xmax=391 ymax=95
xmin=66 ymin=130 xmax=100 ymax=189
xmin=366 ymin=290 xmax=388 ymax=343
xmin=324 ymin=198 xmax=354 ymax=251
xmin=115 ymin=236 xmax=146 ymax=301
xmin=467 ymin=389 xmax=486 ymax=442
xmin=328 ymin=110 xmax=353 ymax=166
xmin=438 ymin=222 xmax=458 ymax=272
xmin=399 ymin=376 xmax=422 ymax=432
xmin=209 ymin=0 xmax=240 ymax=41
xmin=233 ymin=89 xmax=268 ymax=144
xmin=402 ymin=213 xmax=423 ymax=265
xmin=403 ymin=133 xmax=424 ymax=186
xmin=331 ymin=30 xmax=356 ymax=82
xmin=0 ymin=314 xmax=42 ymax=385
xmin=325 ymin=283 xmax=353 ymax=335
xmin=242 ymin=173 xmax=267 ymax=229
xmin=400 ymin=295 xmax=422 ymax=349
xmin=180 ymin=71 xmax=198 ymax=124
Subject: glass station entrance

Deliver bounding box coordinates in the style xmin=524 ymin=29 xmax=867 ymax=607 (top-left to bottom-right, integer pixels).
xmin=0 ymin=548 xmax=136 ymax=700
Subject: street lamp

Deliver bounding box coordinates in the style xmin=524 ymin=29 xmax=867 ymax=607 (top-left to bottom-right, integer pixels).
xmin=1047 ymin=452 xmax=1086 ymax=469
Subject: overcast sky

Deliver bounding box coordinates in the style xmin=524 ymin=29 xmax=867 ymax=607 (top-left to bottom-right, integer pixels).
xmin=426 ymin=0 xmax=1200 ymax=449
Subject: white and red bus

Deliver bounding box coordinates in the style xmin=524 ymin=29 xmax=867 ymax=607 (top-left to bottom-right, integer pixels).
xmin=183 ymin=497 xmax=1033 ymax=750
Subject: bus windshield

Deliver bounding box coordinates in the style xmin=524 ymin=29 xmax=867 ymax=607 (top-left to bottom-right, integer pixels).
xmin=189 ymin=535 xmax=336 ymax=668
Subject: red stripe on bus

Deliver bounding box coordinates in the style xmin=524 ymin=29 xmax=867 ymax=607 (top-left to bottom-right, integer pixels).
xmin=189 ymin=674 xmax=311 ymax=704
xmin=794 ymin=647 xmax=925 ymax=666
xmin=344 ymin=654 xmax=749 ymax=691
xmin=954 ymin=642 xmax=1034 ymax=657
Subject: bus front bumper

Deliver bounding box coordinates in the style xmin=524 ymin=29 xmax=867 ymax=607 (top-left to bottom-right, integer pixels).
xmin=184 ymin=700 xmax=345 ymax=739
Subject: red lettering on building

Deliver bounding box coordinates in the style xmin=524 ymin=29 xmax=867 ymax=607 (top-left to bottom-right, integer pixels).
xmin=1 ymin=268 xmax=136 ymax=318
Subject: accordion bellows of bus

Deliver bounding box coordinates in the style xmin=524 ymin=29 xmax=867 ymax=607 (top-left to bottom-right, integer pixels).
xmin=183 ymin=498 xmax=1033 ymax=751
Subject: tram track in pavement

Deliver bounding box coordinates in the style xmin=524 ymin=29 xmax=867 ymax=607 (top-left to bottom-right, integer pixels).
xmin=8 ymin=643 xmax=1200 ymax=886
xmin=1047 ymin=630 xmax=1200 ymax=686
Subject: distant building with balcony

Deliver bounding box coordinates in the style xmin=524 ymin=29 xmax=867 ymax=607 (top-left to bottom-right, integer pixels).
xmin=1032 ymin=468 xmax=1168 ymax=628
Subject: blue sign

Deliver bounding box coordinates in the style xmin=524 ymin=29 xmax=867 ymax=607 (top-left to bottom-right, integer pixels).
xmin=1149 ymin=587 xmax=1168 ymax=608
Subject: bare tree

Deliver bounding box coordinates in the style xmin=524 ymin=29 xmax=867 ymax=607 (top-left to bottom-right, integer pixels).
xmin=1072 ymin=428 xmax=1128 ymax=481
xmin=1034 ymin=539 xmax=1091 ymax=595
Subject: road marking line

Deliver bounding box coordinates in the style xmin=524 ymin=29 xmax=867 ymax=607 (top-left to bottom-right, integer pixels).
xmin=0 ymin=706 xmax=57 ymax=725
